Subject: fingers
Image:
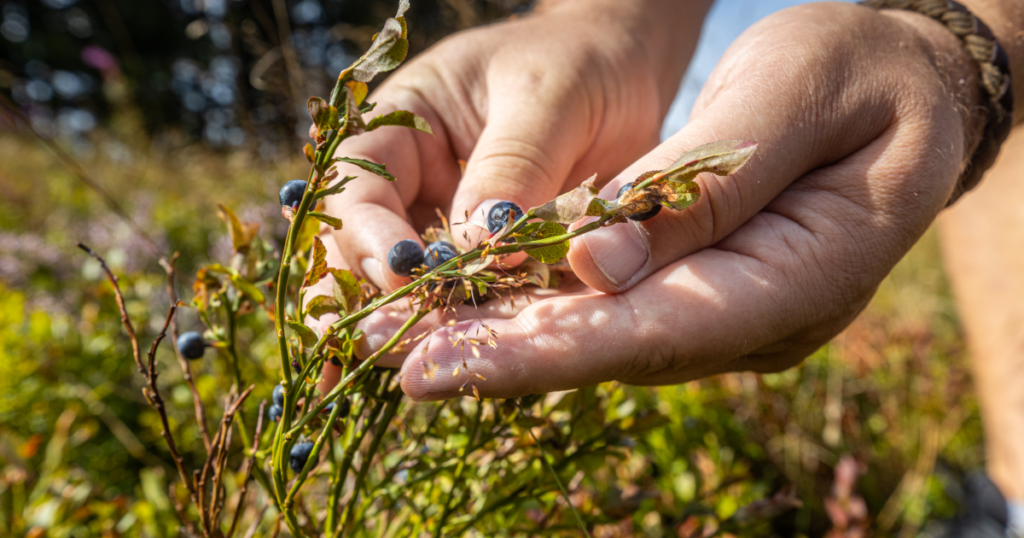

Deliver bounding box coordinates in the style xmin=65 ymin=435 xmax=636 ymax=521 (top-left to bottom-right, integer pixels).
xmin=401 ymin=111 xmax=964 ymax=401
xmin=324 ymin=86 xmax=461 ymax=291
xmin=567 ymin=2 xmax=944 ymax=294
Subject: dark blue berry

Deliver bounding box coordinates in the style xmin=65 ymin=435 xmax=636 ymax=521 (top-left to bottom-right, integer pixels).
xmin=323 ymin=398 xmax=351 ymax=418
xmin=388 ymin=239 xmax=423 ymax=277
xmin=289 ymin=441 xmax=315 ymax=473
xmin=279 ymin=180 xmax=307 ymax=209
xmin=329 ymin=356 xmax=342 ymax=366
xmin=177 ymin=331 xmax=206 ymax=360
xmin=423 ymin=241 xmax=458 ymax=270
xmin=617 ymin=183 xmax=661 ymax=222
xmin=486 ymin=201 xmax=524 ymax=234
xmin=269 ymin=404 xmax=283 ymax=423
xmin=273 ymin=385 xmax=285 ymax=406
xmin=292 ymin=359 xmax=301 ymax=374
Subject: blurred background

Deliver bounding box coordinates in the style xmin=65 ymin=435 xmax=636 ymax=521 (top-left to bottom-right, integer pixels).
xmin=0 ymin=0 xmax=986 ymax=536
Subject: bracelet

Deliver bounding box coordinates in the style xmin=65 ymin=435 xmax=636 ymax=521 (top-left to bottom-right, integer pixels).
xmin=861 ymin=0 xmax=1015 ymax=205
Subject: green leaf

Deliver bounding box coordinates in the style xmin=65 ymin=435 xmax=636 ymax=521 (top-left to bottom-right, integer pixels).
xmin=230 ymin=274 xmax=266 ymax=304
xmin=316 ymin=176 xmax=356 ymax=199
xmin=306 ymin=295 xmax=342 ymax=320
xmin=655 ymin=140 xmax=757 ymax=184
xmin=366 ymin=110 xmax=433 ymax=135
xmin=514 ymin=222 xmax=570 ymax=264
xmin=287 ymin=320 xmax=319 ymax=347
xmin=309 ymin=211 xmax=343 ymax=230
xmin=531 ymin=174 xmax=599 ymax=224
xmin=217 ymin=204 xmax=260 ymax=253
xmin=335 ymin=157 xmax=395 ymax=181
xmin=328 ymin=268 xmax=361 ymax=313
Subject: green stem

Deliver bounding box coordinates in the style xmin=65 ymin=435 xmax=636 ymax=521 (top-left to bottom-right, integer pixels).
xmin=434 ymin=403 xmax=481 ymax=538
xmin=329 ymin=395 xmax=379 ymax=537
xmin=341 ymin=388 xmax=402 ymax=532
xmin=287 ymin=308 xmax=429 ymax=437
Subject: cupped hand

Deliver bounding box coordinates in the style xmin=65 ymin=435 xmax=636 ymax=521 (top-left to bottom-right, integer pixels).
xmin=320 ymin=0 xmax=706 ymax=291
xmin=387 ymin=2 xmax=986 ymax=400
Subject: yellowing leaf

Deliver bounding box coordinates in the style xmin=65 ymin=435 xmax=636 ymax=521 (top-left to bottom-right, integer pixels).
xmin=531 ymin=174 xmax=599 ymax=224
xmin=328 ymin=268 xmax=361 ymax=313
xmin=366 ymin=110 xmax=433 ymax=135
xmin=217 ymin=204 xmax=260 ymax=253
xmin=230 ymin=274 xmax=266 ymax=304
xmin=303 ymin=143 xmax=315 ymax=163
xmin=309 ymin=211 xmax=343 ymax=230
xmin=304 ymin=236 xmax=328 ymax=287
xmin=659 ymin=181 xmax=701 ymax=211
xmin=346 ymin=80 xmax=368 ymax=105
xmin=306 ymin=295 xmax=342 ymax=320
xmin=307 ymin=97 xmax=339 ymax=135
xmin=287 ymin=320 xmax=318 ymax=347
xmin=514 ymin=222 xmax=570 ymax=264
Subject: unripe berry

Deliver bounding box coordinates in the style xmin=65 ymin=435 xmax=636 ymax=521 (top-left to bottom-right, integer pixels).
xmin=486 ymin=201 xmax=524 ymax=234
xmin=289 ymin=441 xmax=315 ymax=473
xmin=617 ymin=183 xmax=661 ymax=221
xmin=388 ymin=239 xmax=423 ymax=277
xmin=423 ymin=241 xmax=457 ymax=270
xmin=177 ymin=331 xmax=206 ymax=360
xmin=279 ymin=180 xmax=307 ymax=209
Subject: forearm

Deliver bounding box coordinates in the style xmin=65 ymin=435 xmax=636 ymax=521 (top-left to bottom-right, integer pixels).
xmin=536 ymin=0 xmax=715 ymax=110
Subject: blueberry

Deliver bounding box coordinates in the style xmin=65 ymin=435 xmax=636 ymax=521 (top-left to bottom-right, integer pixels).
xmin=486 ymin=201 xmax=524 ymax=234
xmin=289 ymin=441 xmax=315 ymax=473
xmin=617 ymin=183 xmax=661 ymax=222
xmin=322 ymin=398 xmax=351 ymax=418
xmin=423 ymin=241 xmax=458 ymax=270
xmin=292 ymin=359 xmax=301 ymax=375
xmin=177 ymin=331 xmax=206 ymax=360
xmin=329 ymin=356 xmax=342 ymax=366
xmin=279 ymin=179 xmax=307 ymax=209
xmin=388 ymin=239 xmax=423 ymax=277
xmin=273 ymin=385 xmax=285 ymax=406
xmin=269 ymin=404 xmax=283 ymax=423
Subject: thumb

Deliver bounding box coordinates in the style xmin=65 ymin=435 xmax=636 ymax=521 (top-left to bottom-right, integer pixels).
xmin=446 ymin=89 xmax=592 ymax=259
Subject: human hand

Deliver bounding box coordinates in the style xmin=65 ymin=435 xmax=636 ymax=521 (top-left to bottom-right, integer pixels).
xmin=385 ymin=2 xmax=991 ymax=399
xmin=320 ymin=0 xmax=708 ymax=291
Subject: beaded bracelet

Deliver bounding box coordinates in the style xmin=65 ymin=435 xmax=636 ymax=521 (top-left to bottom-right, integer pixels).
xmin=861 ymin=0 xmax=1015 ymax=205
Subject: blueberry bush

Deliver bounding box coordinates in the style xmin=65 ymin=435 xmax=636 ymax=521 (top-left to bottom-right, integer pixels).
xmin=0 ymin=1 xmax=987 ymax=536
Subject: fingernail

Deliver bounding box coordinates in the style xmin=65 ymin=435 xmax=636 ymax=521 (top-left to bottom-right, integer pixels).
xmin=360 ymin=257 xmax=385 ymax=288
xmin=581 ymin=222 xmax=648 ymax=288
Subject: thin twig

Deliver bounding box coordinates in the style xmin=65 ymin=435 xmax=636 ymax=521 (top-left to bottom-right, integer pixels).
xmin=228 ymin=401 xmax=267 ymax=538
xmin=79 ymin=243 xmax=198 ymax=521
xmin=160 ymin=254 xmax=213 ymax=454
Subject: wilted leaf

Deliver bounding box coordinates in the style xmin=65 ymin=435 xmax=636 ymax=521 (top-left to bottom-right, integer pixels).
xmin=230 ymin=274 xmax=266 ymax=304
xmin=520 ymin=260 xmax=551 ymax=288
xmin=366 ymin=110 xmax=433 ymax=135
xmin=654 ymin=140 xmax=757 ymax=185
xmin=307 ymin=97 xmax=340 ymax=137
xmin=309 ymin=211 xmax=343 ymax=230
xmin=460 ymin=255 xmax=495 ymax=276
xmin=328 ymin=268 xmax=361 ymax=313
xmin=307 ymin=295 xmax=342 ymax=320
xmin=514 ymin=222 xmax=569 ymax=264
xmin=532 ymin=174 xmax=599 ymax=223
xmin=192 ymin=266 xmax=223 ymax=311
xmin=304 ymin=236 xmax=329 ymax=287
xmin=303 ymin=143 xmax=315 ymax=163
xmin=335 ymin=157 xmax=395 ymax=181
xmin=659 ymin=181 xmax=701 ymax=211
xmin=287 ymin=320 xmax=319 ymax=347
xmin=217 ymin=204 xmax=260 ymax=253
xmin=350 ymin=2 xmax=410 ymax=83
